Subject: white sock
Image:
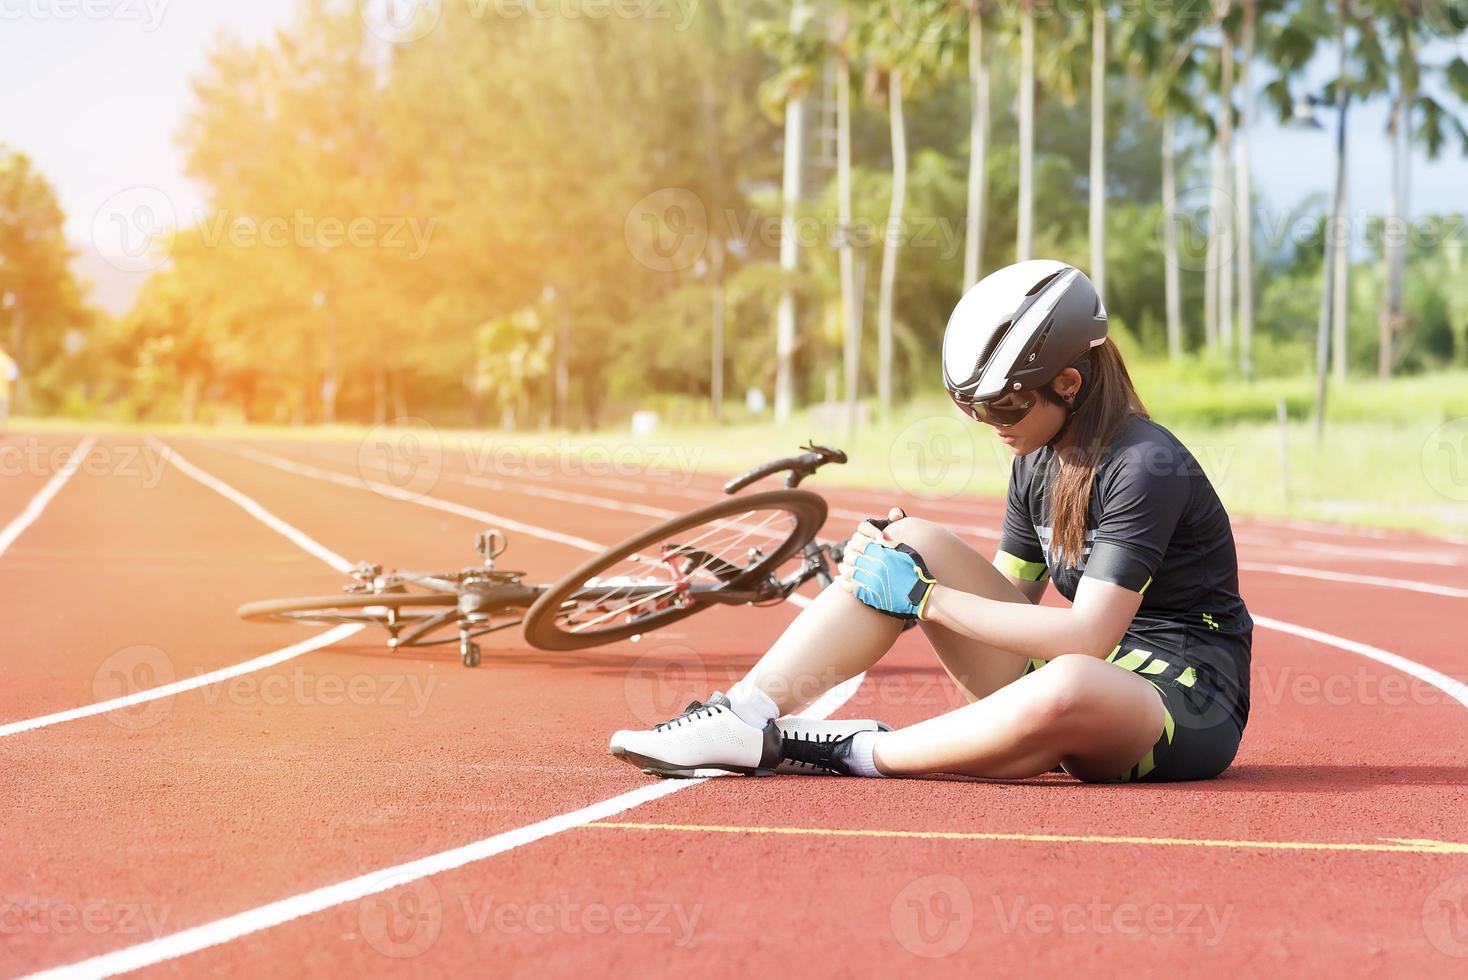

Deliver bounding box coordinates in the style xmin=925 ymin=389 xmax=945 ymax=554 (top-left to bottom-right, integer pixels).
xmin=725 ymin=682 xmax=779 ymax=729
xmin=846 ymin=730 xmax=888 ymax=778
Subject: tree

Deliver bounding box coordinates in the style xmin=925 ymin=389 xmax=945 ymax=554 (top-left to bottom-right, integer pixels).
xmin=474 ymin=307 xmax=552 ymax=430
xmin=1370 ymin=2 xmax=1468 ymax=376
xmin=1089 ymin=1 xmax=1109 ymax=299
xmin=0 ymin=148 xmax=86 ymax=413
xmin=1017 ymin=0 xmax=1037 ymax=261
xmin=862 ymin=0 xmax=957 ymax=412
xmin=964 ymin=0 xmax=992 ymax=288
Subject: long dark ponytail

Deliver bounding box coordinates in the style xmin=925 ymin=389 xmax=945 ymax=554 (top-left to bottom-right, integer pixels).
xmin=1042 ymin=338 xmax=1148 ymax=568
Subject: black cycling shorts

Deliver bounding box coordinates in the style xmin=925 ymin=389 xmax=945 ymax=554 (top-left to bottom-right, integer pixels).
xmin=1023 ymin=629 xmax=1246 ymax=783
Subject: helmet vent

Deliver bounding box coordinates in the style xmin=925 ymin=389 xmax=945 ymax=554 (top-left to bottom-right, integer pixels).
xmin=973 ymin=319 xmax=1012 ymax=376
xmin=1023 ymin=319 xmax=1054 ymax=364
xmin=1025 ymin=272 xmax=1061 ymax=297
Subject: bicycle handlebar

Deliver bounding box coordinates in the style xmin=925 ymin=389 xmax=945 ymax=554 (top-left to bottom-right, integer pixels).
xmin=722 ymin=441 xmax=847 ymax=494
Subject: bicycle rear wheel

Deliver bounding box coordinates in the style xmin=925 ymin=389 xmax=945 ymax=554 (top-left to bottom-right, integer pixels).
xmin=522 ymin=489 xmax=827 ymax=651
xmin=238 ymin=592 xmax=459 ymax=640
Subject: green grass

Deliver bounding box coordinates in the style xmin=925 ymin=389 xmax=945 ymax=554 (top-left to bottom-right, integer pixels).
xmin=12 ymin=367 xmax=1468 ymax=538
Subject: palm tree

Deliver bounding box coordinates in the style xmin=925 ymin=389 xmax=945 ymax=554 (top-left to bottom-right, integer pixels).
xmin=1235 ymin=0 xmax=1257 ymax=377
xmin=1211 ymin=10 xmax=1236 ymax=357
xmin=1089 ymin=1 xmax=1108 ymax=299
xmin=964 ymin=0 xmax=991 ymax=289
xmin=754 ymin=1 xmax=823 ymax=422
xmin=1372 ymin=2 xmax=1468 ymax=376
xmin=1017 ymin=0 xmax=1036 ymax=261
xmin=874 ymin=59 xmax=907 ymax=413
xmin=865 ymin=0 xmax=953 ymax=412
xmin=1117 ymin=12 xmax=1207 ymax=360
xmin=832 ymin=10 xmax=861 ymax=432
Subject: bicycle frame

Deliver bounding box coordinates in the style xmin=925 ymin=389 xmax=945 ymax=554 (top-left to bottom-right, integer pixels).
xmin=241 ymin=442 xmax=851 ymax=665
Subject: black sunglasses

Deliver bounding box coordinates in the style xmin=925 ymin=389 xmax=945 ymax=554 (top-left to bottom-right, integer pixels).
xmin=951 ymin=388 xmax=1039 ymax=426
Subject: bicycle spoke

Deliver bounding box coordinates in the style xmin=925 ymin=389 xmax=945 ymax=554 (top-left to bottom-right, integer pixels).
xmin=554 ymin=505 xmax=801 ymax=635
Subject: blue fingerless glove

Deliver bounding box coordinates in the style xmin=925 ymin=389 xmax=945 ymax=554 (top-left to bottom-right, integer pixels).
xmin=851 ymin=540 xmax=938 ymax=621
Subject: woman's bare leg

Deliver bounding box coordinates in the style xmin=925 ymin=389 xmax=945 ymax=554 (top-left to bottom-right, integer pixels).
xmin=872 ymin=518 xmax=1166 ymax=779
xmin=870 ymin=654 xmax=1167 ymax=779
xmin=886 ymin=517 xmax=1037 ymax=702
xmin=738 ymin=586 xmax=904 ymax=715
xmin=737 ymin=514 xmax=1165 ymax=781
xmin=740 ymin=514 xmax=1036 ymax=715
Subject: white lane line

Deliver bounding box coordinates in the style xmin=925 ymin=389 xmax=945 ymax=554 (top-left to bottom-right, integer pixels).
xmin=1240 ymin=562 xmax=1468 ymax=600
xmin=229 ymin=443 xmax=813 ymax=609
xmin=233 ymin=444 xmax=610 ymax=554
xmin=283 ymin=441 xmax=817 ymax=547
xmin=1255 ymin=615 xmax=1468 ymax=710
xmin=0 ymin=435 xmax=96 ymax=558
xmin=1285 ymin=539 xmax=1465 ymax=567
xmin=0 ymin=440 xmax=362 ymax=737
xmin=151 ymin=439 xmax=352 ymax=573
xmin=26 ymin=669 xmax=867 ymax=978
xmin=0 ymin=625 xmax=361 ymax=738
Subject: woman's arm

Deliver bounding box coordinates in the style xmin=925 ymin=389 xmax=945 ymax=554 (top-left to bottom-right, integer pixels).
xmin=924 ymin=575 xmax=1142 ymax=661
xmin=839 ymin=512 xmax=1140 ymax=660
xmin=1002 ymin=573 xmax=1048 ymax=605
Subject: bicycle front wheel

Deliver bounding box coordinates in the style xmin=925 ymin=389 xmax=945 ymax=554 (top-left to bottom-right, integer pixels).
xmin=522 ymin=489 xmax=827 ymax=651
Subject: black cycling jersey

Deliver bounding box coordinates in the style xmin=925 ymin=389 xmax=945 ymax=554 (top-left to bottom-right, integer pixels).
xmin=996 ymin=414 xmax=1253 ymax=731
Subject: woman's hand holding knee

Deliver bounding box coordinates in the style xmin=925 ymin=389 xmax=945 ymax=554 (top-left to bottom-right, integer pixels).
xmin=836 ymin=507 xmax=907 ymax=583
xmin=834 ymin=508 xmax=936 ymax=620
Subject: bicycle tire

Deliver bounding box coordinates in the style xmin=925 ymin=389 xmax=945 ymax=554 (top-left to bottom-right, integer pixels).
xmin=238 ymin=592 xmax=457 ymax=627
xmin=522 ymin=489 xmax=827 ymax=651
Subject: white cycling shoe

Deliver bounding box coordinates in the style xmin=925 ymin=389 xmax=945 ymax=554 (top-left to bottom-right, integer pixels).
xmin=609 ymin=692 xmax=891 ymax=778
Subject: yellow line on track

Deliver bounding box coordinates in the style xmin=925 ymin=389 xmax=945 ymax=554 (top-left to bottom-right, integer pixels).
xmin=584 ymin=821 xmax=1468 ymax=856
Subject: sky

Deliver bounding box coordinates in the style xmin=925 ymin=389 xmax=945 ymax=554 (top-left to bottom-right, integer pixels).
xmin=2 ymin=2 xmax=1467 ymax=310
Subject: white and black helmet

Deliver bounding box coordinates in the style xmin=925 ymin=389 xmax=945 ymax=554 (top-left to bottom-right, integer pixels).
xmin=942 ymin=260 xmax=1108 ymax=405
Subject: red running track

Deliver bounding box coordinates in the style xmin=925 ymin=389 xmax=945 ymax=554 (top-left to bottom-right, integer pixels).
xmin=1 ymin=430 xmax=1465 ymax=977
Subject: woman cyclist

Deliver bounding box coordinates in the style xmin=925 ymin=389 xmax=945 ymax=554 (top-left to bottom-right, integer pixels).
xmin=609 ymin=259 xmax=1252 ymax=783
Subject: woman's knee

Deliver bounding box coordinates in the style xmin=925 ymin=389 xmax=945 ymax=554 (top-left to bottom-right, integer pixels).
xmin=884 ymin=516 xmax=956 ymax=552
xmin=1023 ymin=654 xmax=1110 ymax=732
